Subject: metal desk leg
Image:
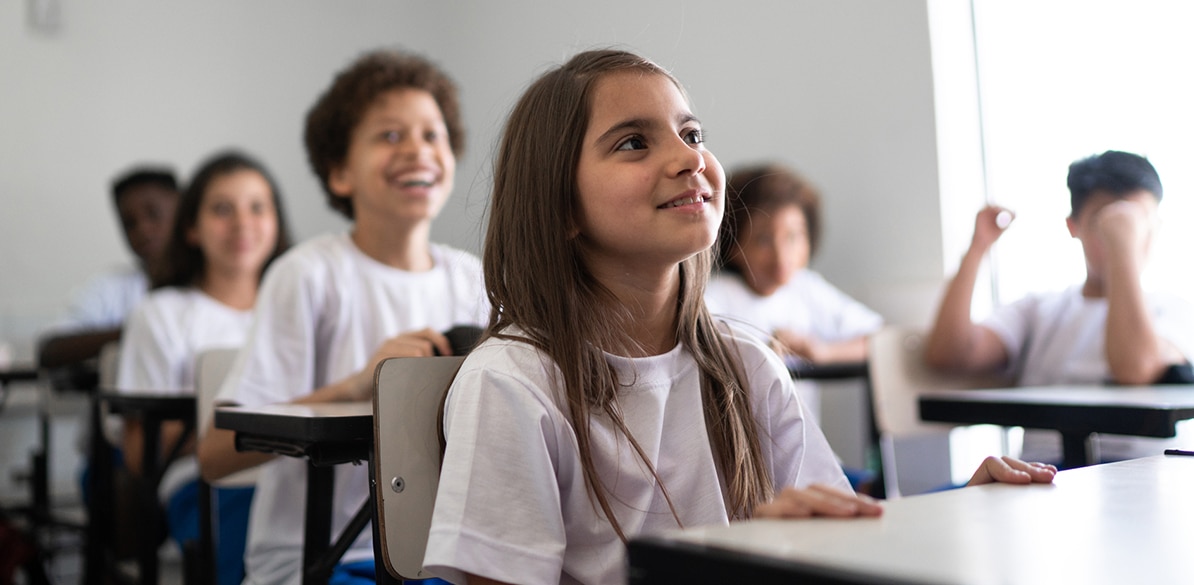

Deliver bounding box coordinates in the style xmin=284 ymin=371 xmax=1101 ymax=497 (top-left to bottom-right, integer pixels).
xmin=139 ymin=414 xmax=162 ymax=585
xmin=1060 ymin=432 xmax=1092 ymax=469
xmin=83 ymin=396 xmax=113 ymax=585
xmin=303 ymin=464 xmax=334 ymax=585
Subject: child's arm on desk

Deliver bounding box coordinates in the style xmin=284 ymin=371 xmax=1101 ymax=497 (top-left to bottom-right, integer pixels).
xmin=1099 ymin=201 xmax=1186 ymax=385
xmin=292 ymin=328 xmax=452 ymax=404
xmin=925 ymin=206 xmax=1012 ymax=372
xmin=966 ymin=455 xmax=1056 ymax=486
xmin=774 ymin=329 xmax=868 ymax=364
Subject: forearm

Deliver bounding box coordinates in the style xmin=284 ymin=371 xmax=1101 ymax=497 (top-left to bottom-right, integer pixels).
xmin=925 ymin=250 xmax=986 ymax=370
xmin=38 ymin=329 xmax=122 ymax=368
xmin=196 ymin=424 xmax=274 ymax=481
xmin=811 ymin=337 xmax=869 ymax=364
xmin=1104 ymin=256 xmax=1173 ymax=385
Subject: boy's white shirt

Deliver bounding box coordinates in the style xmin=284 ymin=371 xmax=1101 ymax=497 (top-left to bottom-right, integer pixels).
xmin=56 ymin=266 xmax=148 ymax=331
xmin=983 ymin=284 xmax=1194 ymax=461
xmin=115 ymin=287 xmax=253 ymax=503
xmin=425 ymin=324 xmax=849 ymax=585
xmin=216 ymin=232 xmax=487 ymax=585
xmin=705 ymin=269 xmax=883 ymax=344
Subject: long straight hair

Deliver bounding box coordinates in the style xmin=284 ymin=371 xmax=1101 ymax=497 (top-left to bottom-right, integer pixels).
xmin=483 ymin=49 xmax=772 ymax=539
xmin=152 ymin=150 xmax=293 ymax=289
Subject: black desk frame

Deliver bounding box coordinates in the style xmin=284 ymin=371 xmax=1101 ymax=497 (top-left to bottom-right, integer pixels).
xmin=213 ymin=407 xmax=395 ymax=585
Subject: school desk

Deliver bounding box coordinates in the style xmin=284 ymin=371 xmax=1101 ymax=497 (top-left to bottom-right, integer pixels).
xmin=628 ymin=454 xmax=1193 ymax=585
xmin=789 ymin=360 xmax=869 ymax=381
xmin=213 ymin=402 xmax=376 ymax=585
xmin=919 ymin=385 xmax=1194 ymax=469
xmin=101 ymin=392 xmax=196 ymax=585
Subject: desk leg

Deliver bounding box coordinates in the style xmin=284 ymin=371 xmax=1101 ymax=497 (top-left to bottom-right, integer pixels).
xmin=1060 ymin=432 xmax=1092 ymax=469
xmin=139 ymin=415 xmax=162 ymax=585
xmin=303 ymin=464 xmax=334 ymax=585
xmin=83 ymin=396 xmax=113 ymax=585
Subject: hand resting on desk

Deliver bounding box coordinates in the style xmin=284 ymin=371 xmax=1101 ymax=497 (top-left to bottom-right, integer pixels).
xmin=754 ymin=456 xmax=1055 ymax=520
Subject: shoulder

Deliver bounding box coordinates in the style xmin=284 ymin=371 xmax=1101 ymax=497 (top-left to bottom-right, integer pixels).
xmin=450 ymin=336 xmax=562 ymax=411
xmin=260 ymin=233 xmax=351 ymax=289
xmin=431 ymin=243 xmax=483 ymax=274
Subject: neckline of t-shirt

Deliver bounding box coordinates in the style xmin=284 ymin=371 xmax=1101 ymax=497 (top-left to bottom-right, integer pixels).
xmin=341 ymin=232 xmax=444 ymax=277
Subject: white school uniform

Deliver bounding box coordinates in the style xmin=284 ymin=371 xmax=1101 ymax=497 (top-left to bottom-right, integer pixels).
xmin=705 ymin=269 xmax=883 ymax=421
xmin=115 ymin=287 xmax=253 ymax=501
xmin=215 ymin=233 xmax=486 ymax=585
xmin=424 ymin=324 xmax=849 ymax=585
xmin=983 ymin=285 xmax=1194 ymax=461
xmin=57 ymin=266 xmax=149 ymax=330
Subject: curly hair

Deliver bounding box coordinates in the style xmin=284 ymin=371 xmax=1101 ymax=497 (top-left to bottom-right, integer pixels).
xmin=718 ymin=163 xmax=823 ymax=270
xmin=303 ymin=49 xmax=465 ymax=219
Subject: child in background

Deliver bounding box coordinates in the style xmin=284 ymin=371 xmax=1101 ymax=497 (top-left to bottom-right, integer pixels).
xmin=115 ymin=150 xmax=292 ymax=585
xmin=40 ymin=167 xmax=180 ymax=369
xmin=925 ymin=150 xmax=1194 ymax=463
xmin=424 ymin=49 xmax=1055 ymax=585
xmin=197 ymin=49 xmax=486 ymax=585
xmin=707 ymin=163 xmax=882 ymax=366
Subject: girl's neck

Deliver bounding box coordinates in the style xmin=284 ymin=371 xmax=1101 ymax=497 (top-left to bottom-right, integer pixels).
xmin=199 ymin=270 xmax=258 ymax=311
xmin=592 ymin=263 xmax=681 ymax=357
xmin=1082 ymin=274 xmax=1106 ymax=299
xmin=351 ymin=218 xmax=434 ymax=271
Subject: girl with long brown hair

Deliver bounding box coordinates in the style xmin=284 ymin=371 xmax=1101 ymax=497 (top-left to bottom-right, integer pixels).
xmin=425 ymin=49 xmax=1055 ymax=585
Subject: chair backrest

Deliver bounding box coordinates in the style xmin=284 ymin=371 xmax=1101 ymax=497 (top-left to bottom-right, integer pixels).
xmin=373 ymin=356 xmax=465 ymax=581
xmin=195 ymin=347 xmax=257 ymax=487
xmin=867 ymin=326 xmax=1011 ymax=497
xmin=868 ymin=326 xmax=1010 ymax=438
xmin=98 ymin=341 xmax=121 ymax=390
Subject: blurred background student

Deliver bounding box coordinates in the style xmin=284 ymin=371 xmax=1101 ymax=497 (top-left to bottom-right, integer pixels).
xmin=115 ymin=150 xmax=291 ymax=585
xmin=39 ymin=166 xmax=181 ymax=371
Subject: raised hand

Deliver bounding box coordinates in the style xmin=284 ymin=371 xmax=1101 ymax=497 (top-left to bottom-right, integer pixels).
xmin=970 ymin=205 xmax=1015 ymax=255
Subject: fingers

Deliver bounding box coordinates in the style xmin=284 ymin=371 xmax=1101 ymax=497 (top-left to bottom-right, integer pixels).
xmin=755 ymin=485 xmax=883 ymax=519
xmin=966 ymin=455 xmax=1057 ymax=486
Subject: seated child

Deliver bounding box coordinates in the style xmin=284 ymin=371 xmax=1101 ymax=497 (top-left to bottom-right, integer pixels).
xmin=115 ymin=150 xmax=292 ymax=585
xmin=424 ymin=48 xmax=1055 ymax=585
xmin=40 ymin=166 xmax=180 ymax=369
xmin=197 ymin=49 xmax=486 ymax=585
xmin=706 ymin=163 xmax=882 ymax=366
xmin=924 ymin=150 xmax=1194 ymax=463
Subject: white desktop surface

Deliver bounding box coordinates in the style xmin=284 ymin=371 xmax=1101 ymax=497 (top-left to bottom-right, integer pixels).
xmin=652 ymin=455 xmax=1192 ymax=585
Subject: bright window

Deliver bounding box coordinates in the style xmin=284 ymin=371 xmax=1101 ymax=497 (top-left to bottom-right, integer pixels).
xmin=972 ymin=0 xmax=1194 ymax=306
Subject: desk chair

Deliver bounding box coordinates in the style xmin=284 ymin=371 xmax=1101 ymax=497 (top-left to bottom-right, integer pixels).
xmin=372 ymin=356 xmax=465 ymax=582
xmin=868 ymin=326 xmax=1009 ymax=497
xmin=193 ymin=348 xmax=256 ymax=585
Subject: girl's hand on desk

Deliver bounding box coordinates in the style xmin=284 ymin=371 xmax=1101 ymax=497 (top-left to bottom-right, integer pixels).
xmin=755 ymin=485 xmax=883 ymax=519
xmin=966 ymin=455 xmax=1056 ymax=487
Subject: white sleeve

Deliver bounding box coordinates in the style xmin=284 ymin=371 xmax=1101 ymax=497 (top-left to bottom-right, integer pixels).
xmin=216 ymin=255 xmax=321 ymax=407
xmin=115 ymin=298 xmax=180 ymax=393
xmin=804 ymin=272 xmax=883 ymax=341
xmin=1152 ymin=293 xmax=1194 ymax=363
xmin=425 ymin=364 xmax=568 ymax=585
xmin=981 ymin=294 xmax=1038 ymax=375
xmin=749 ymin=341 xmax=851 ymax=492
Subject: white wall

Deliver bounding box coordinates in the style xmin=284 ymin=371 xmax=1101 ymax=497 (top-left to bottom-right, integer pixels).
xmin=0 ymin=0 xmax=947 ymax=358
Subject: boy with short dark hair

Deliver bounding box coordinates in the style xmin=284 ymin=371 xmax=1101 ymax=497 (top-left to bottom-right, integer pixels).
xmin=39 ymin=166 xmax=180 ymax=368
xmin=925 ymin=150 xmax=1194 ymax=462
xmin=197 ymin=49 xmax=485 ymax=585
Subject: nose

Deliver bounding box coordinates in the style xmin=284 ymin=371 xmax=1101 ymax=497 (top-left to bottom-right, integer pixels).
xmin=666 ymin=136 xmax=705 ymax=178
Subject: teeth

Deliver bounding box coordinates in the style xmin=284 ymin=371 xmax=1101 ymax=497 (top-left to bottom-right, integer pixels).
xmin=400 ymin=179 xmax=434 ymax=188
xmin=664 ymin=196 xmax=704 ymax=208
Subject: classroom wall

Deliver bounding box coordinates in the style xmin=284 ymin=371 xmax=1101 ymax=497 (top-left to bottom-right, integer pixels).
xmin=0 ymin=0 xmax=947 ymax=361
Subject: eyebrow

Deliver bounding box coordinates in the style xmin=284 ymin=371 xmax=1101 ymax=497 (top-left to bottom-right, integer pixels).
xmin=592 ymin=113 xmax=702 ymax=147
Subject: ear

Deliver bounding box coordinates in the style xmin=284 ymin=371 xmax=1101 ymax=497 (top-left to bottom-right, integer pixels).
xmin=1065 ymin=215 xmax=1078 ymax=239
xmin=328 ymin=164 xmax=354 ymax=199
xmin=186 ymin=226 xmax=200 ymax=247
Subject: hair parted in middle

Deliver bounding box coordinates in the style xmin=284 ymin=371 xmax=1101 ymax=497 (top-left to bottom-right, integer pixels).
xmin=303 ymin=48 xmax=465 ymax=219
xmin=152 ymin=150 xmax=293 ymax=290
xmin=483 ymin=48 xmax=772 ymax=539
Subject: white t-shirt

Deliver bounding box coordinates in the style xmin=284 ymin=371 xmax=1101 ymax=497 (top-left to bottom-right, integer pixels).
xmin=216 ymin=233 xmax=486 ymax=585
xmin=705 ymin=269 xmax=882 ymax=422
xmin=57 ymin=266 xmax=149 ymax=330
xmin=983 ymin=285 xmax=1194 ymax=461
xmin=424 ymin=325 xmax=849 ymax=585
xmin=704 ymin=269 xmax=883 ymax=347
xmin=115 ymin=287 xmax=253 ymax=501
